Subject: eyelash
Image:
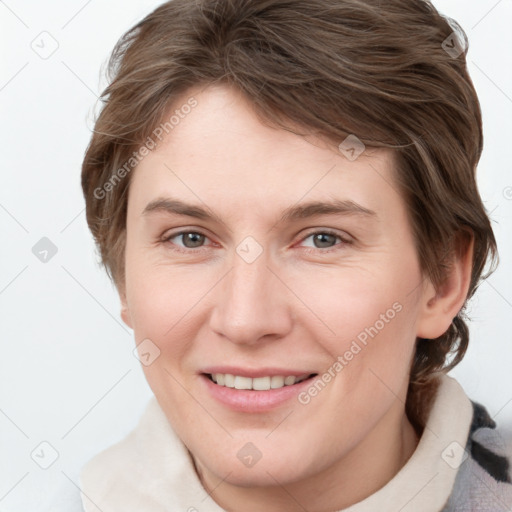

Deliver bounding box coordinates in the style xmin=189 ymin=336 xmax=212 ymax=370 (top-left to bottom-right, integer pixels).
xmin=160 ymin=229 xmax=351 ymax=255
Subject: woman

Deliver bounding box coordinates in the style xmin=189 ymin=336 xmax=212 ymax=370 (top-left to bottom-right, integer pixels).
xmin=80 ymin=0 xmax=512 ymax=510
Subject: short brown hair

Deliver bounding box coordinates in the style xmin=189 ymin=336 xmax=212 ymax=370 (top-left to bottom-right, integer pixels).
xmin=81 ymin=0 xmax=498 ymax=431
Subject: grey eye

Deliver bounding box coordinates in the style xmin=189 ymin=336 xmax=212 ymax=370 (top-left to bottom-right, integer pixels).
xmin=314 ymin=233 xmax=337 ymax=248
xmin=179 ymin=232 xmax=206 ymax=248
xmin=302 ymin=232 xmax=340 ymax=249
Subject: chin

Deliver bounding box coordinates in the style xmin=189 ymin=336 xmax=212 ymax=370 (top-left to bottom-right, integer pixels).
xmin=221 ymin=465 xmax=301 ymax=488
xmin=199 ymin=448 xmax=314 ymax=488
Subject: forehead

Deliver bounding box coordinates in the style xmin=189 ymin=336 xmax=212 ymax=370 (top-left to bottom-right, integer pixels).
xmin=129 ymin=84 xmax=402 ymax=221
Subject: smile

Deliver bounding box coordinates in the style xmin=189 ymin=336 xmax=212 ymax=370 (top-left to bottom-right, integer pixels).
xmin=200 ymin=367 xmax=320 ymax=412
xmin=207 ymin=373 xmax=315 ymax=390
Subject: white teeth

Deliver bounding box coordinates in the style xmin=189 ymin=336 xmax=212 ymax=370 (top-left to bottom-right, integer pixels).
xmin=234 ymin=376 xmax=252 ymax=390
xmin=223 ymin=374 xmax=235 ymax=388
xmin=210 ymin=373 xmax=310 ymax=390
xmin=253 ymin=376 xmax=271 ymax=391
xmin=270 ymin=376 xmax=285 ymax=388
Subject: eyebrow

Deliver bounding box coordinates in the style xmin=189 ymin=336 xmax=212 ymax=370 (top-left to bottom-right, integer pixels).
xmin=141 ymin=197 xmax=377 ymax=225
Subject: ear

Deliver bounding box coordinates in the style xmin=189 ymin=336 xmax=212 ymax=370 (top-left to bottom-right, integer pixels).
xmin=118 ymin=285 xmax=133 ymax=329
xmin=416 ymin=233 xmax=474 ymax=339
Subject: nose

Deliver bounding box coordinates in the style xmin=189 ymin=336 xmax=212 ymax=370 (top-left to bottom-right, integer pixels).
xmin=208 ymin=247 xmax=293 ymax=346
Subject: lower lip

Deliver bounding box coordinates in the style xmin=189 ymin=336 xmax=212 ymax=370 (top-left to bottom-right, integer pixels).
xmin=200 ymin=374 xmax=317 ymax=413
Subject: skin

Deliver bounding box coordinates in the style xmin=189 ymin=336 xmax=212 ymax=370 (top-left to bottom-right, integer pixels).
xmin=119 ymin=84 xmax=473 ymax=511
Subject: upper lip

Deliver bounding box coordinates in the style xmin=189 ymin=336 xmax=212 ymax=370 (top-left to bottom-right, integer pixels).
xmin=201 ymin=366 xmax=317 ymax=378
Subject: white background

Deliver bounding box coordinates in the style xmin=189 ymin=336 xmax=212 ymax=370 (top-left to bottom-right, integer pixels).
xmin=1 ymin=1 xmax=511 ymax=510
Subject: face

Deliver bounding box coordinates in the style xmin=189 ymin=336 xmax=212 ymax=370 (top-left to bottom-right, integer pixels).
xmin=120 ymin=84 xmax=433 ymax=492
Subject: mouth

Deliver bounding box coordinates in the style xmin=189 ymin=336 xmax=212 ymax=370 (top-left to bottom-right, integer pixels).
xmin=204 ymin=372 xmax=317 ymax=390
xmin=199 ymin=367 xmax=321 ymax=412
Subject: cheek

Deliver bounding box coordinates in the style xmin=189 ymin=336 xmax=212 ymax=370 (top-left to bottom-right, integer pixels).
xmin=290 ymin=262 xmax=417 ymax=342
xmin=126 ymin=250 xmax=194 ymax=323
xmin=125 ymin=265 xmax=177 ymax=346
xmin=125 ymin=264 xmax=206 ymax=418
xmin=288 ymin=260 xmax=421 ymax=403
